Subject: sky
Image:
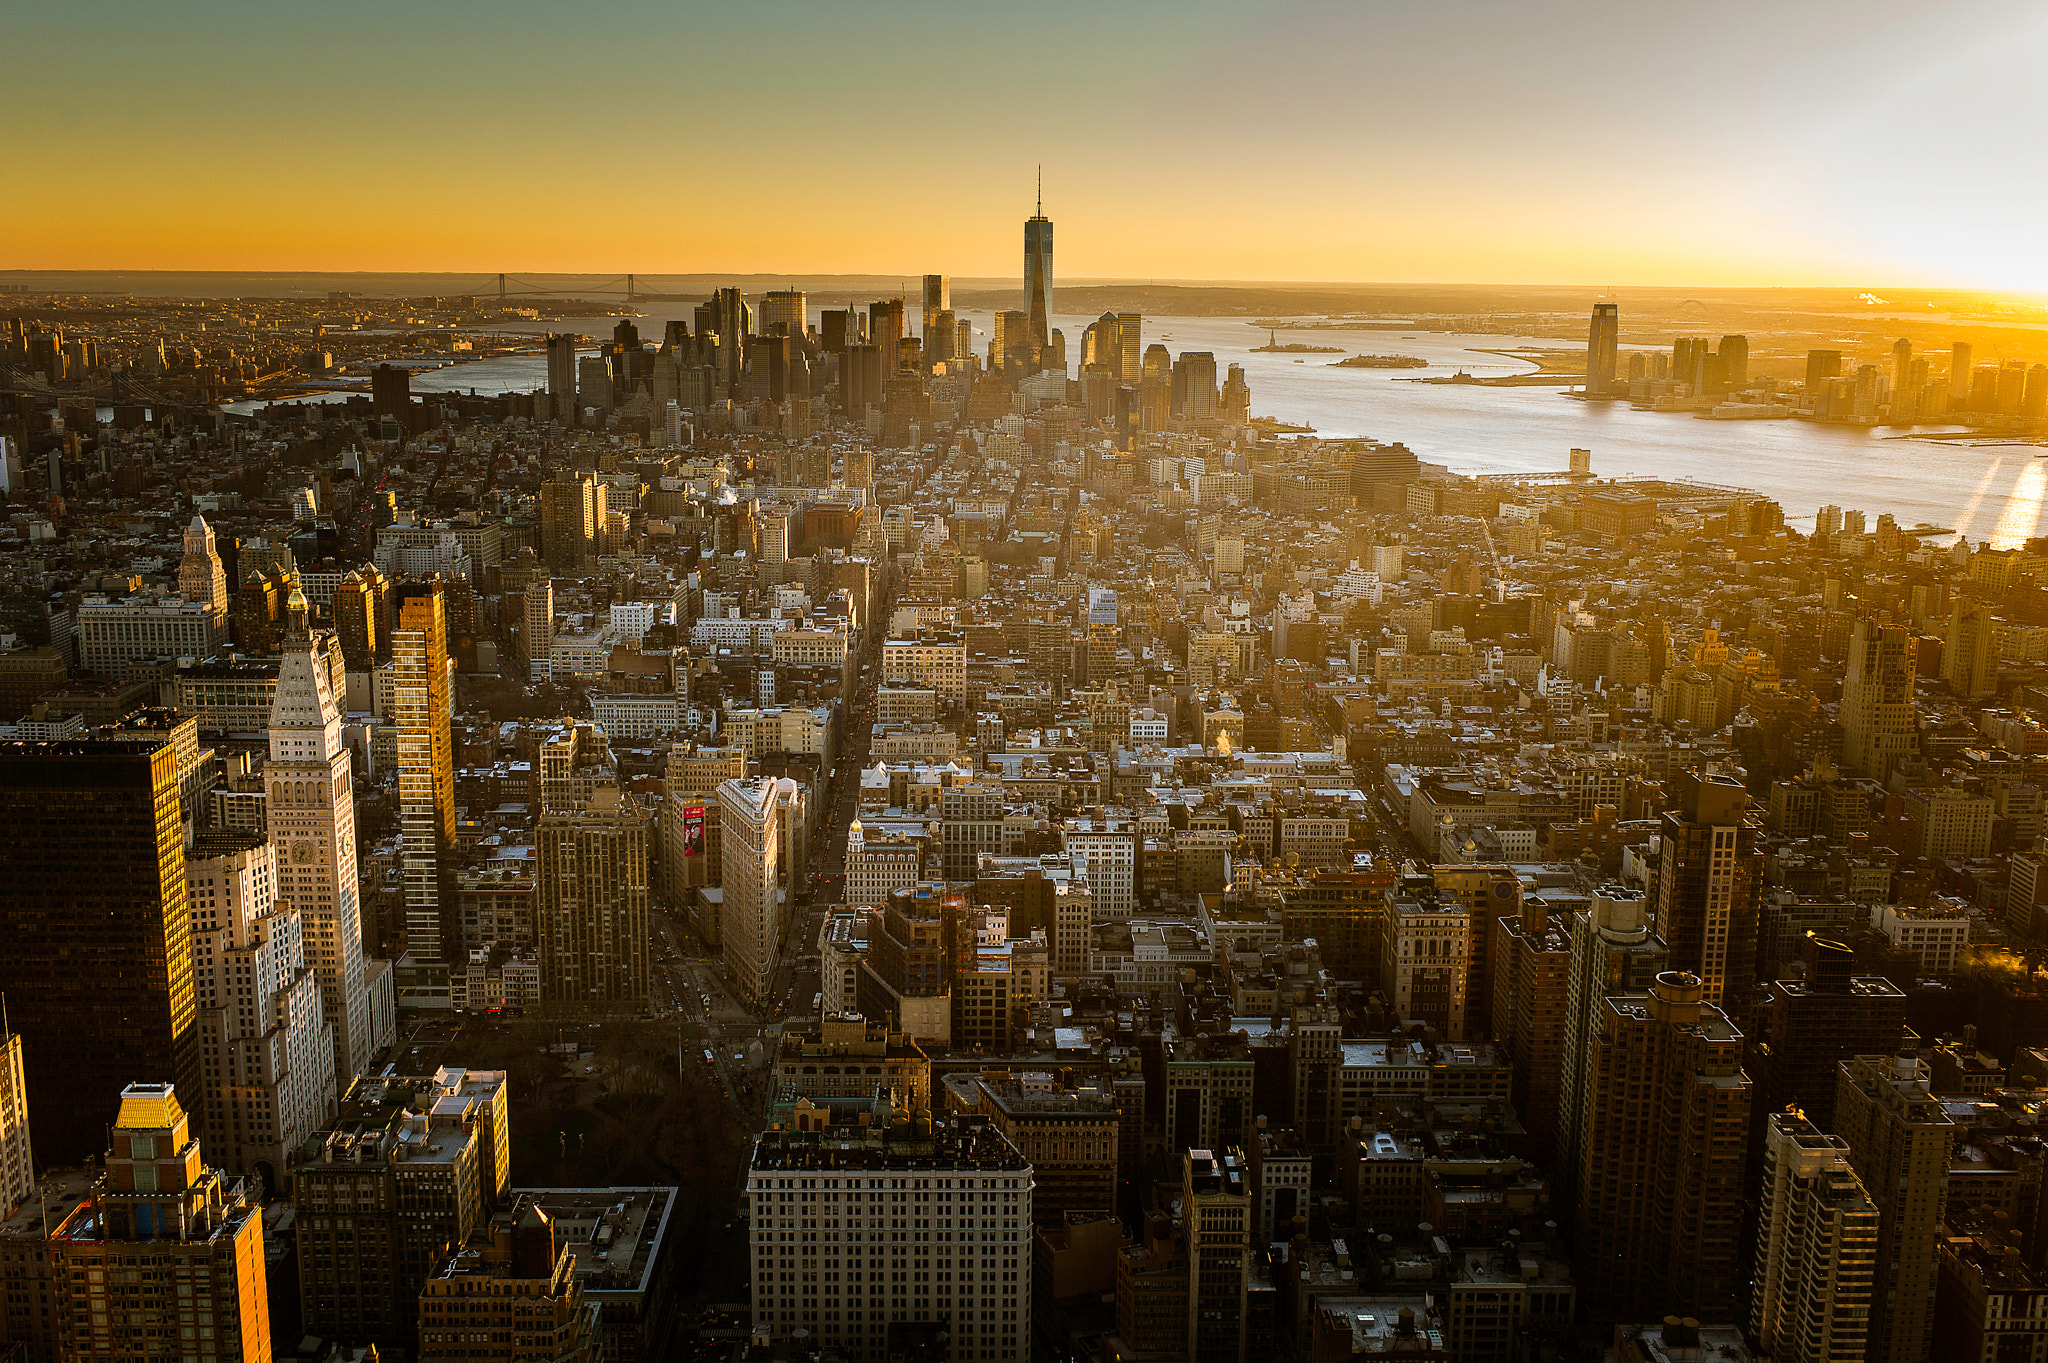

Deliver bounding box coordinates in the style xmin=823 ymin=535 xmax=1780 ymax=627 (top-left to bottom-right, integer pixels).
xmin=9 ymin=0 xmax=2048 ymax=289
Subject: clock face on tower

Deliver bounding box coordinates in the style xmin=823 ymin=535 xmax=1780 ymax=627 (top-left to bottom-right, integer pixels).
xmin=293 ymin=841 xmax=315 ymax=865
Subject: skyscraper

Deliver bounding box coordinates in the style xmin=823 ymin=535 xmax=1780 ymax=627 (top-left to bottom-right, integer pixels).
xmin=1717 ymin=333 xmax=1748 ymax=390
xmin=395 ymin=580 xmax=457 ymax=972
xmin=1025 ymin=183 xmax=1053 ymax=346
xmin=0 ymin=1031 xmax=31 ymax=1215
xmin=759 ymin=289 xmax=807 ymax=341
xmin=867 ymin=299 xmax=905 ymax=372
xmin=523 ymin=575 xmax=554 ymax=680
xmin=537 ymin=732 xmax=654 ymax=1009
xmin=293 ymin=1070 xmax=503 ymax=1352
xmin=179 ymin=513 xmax=229 ymax=620
xmin=540 ymin=472 xmax=604 ymax=575
xmin=1951 ymin=341 xmax=1974 ymax=401
xmin=719 ymin=776 xmax=800 ymax=1009
xmin=1574 ymin=970 xmax=1750 ymax=1327
xmin=1183 ymin=1148 xmax=1250 ymax=1363
xmin=1749 ymin=1113 xmax=1879 ymax=1363
xmin=332 ymin=565 xmax=385 ymax=670
xmin=1649 ymin=770 xmax=1761 ymax=1005
xmin=185 ymin=829 xmax=334 ymax=1191
xmin=0 ymin=739 xmax=201 ymax=1166
xmin=1842 ymin=617 xmax=1919 ymax=777
xmin=1116 ymin=311 xmax=1142 ymax=382
xmin=545 ymin=332 xmax=577 ymax=416
xmin=1750 ymin=935 xmax=1904 ymax=1134
xmin=1489 ymin=896 xmax=1573 ymax=1163
xmin=268 ymin=586 xmax=387 ymax=1083
xmin=707 ymin=287 xmax=749 ymax=392
xmin=1585 ymin=303 xmax=1618 ymax=395
xmin=921 ymin=273 xmax=950 ymax=336
xmin=1944 ymin=600 xmax=1995 ymax=698
xmin=1171 ymin=351 xmax=1219 ymax=420
xmin=50 ymin=1084 xmax=272 ymax=1363
xmin=1835 ymin=1053 xmax=1959 ymax=1363
xmin=1806 ymin=349 xmax=1843 ymax=393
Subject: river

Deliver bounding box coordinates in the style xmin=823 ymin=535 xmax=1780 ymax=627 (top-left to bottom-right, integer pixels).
xmin=229 ymin=310 xmax=2042 ymax=544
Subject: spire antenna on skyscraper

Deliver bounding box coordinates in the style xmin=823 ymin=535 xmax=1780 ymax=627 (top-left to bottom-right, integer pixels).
xmin=1037 ymin=164 xmax=1041 ymax=216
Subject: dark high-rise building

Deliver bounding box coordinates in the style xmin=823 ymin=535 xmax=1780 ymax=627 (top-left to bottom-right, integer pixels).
xmin=1491 ymin=897 xmax=1573 ymax=1164
xmin=920 ymin=273 xmax=950 ymax=336
xmin=293 ymin=1070 xmax=504 ymax=1353
xmin=759 ymin=289 xmax=806 ymax=343
xmin=370 ymin=364 xmax=410 ymax=419
xmin=1585 ymin=303 xmax=1618 ymax=395
xmin=841 ymin=344 xmax=883 ymax=417
xmin=1025 ymin=190 xmax=1054 ymax=346
xmin=1557 ymin=887 xmax=1666 ymax=1207
xmin=1750 ymin=935 xmax=1905 ymax=1134
xmin=1650 ymin=770 xmax=1762 ymax=1006
xmin=1171 ymin=351 xmax=1219 ymax=420
xmin=544 ymin=332 xmax=577 ymax=415
xmin=1717 ymin=334 xmax=1748 ymax=390
xmin=1806 ymin=348 xmax=1844 ymax=394
xmin=707 ymin=287 xmax=749 ymax=391
xmin=1183 ymin=1148 xmax=1249 ymax=1363
xmin=1836 ymin=1053 xmax=1959 ymax=1363
xmin=820 ymin=307 xmax=855 ymax=353
xmin=0 ymin=740 xmax=202 ymax=1166
xmin=1574 ymin=970 xmax=1751 ymax=1327
xmin=867 ymin=299 xmax=905 ymax=372
xmin=750 ymin=333 xmax=789 ymax=403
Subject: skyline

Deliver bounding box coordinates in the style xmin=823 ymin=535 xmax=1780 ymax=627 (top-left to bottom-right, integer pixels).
xmin=10 ymin=0 xmax=2048 ymax=290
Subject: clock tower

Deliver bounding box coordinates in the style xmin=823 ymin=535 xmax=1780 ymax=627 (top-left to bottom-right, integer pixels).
xmin=267 ymin=586 xmax=392 ymax=1085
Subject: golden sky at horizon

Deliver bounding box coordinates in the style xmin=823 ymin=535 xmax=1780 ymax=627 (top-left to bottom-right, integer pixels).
xmin=11 ymin=0 xmax=2048 ymax=290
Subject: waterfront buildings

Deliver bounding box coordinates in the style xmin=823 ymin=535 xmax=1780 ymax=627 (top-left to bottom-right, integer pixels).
xmin=1585 ymin=303 xmax=1618 ymax=396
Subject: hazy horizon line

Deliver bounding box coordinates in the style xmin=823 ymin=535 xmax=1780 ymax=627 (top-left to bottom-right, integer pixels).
xmin=3 ymin=269 xmax=2043 ymax=302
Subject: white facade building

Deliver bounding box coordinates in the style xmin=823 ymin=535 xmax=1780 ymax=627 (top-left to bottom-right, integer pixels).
xmin=746 ymin=1116 xmax=1032 ymax=1362
xmin=268 ymin=593 xmax=392 ymax=1083
xmin=185 ymin=831 xmax=335 ymax=1191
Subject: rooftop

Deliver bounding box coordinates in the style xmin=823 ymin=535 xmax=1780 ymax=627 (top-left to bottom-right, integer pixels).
xmin=501 ymin=1186 xmax=676 ymax=1296
xmin=750 ymin=1115 xmax=1029 ymax=1173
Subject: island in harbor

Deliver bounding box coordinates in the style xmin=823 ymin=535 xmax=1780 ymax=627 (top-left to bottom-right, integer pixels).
xmin=1329 ymin=354 xmax=1429 ymax=369
xmin=1252 ymin=341 xmax=1346 ymax=353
